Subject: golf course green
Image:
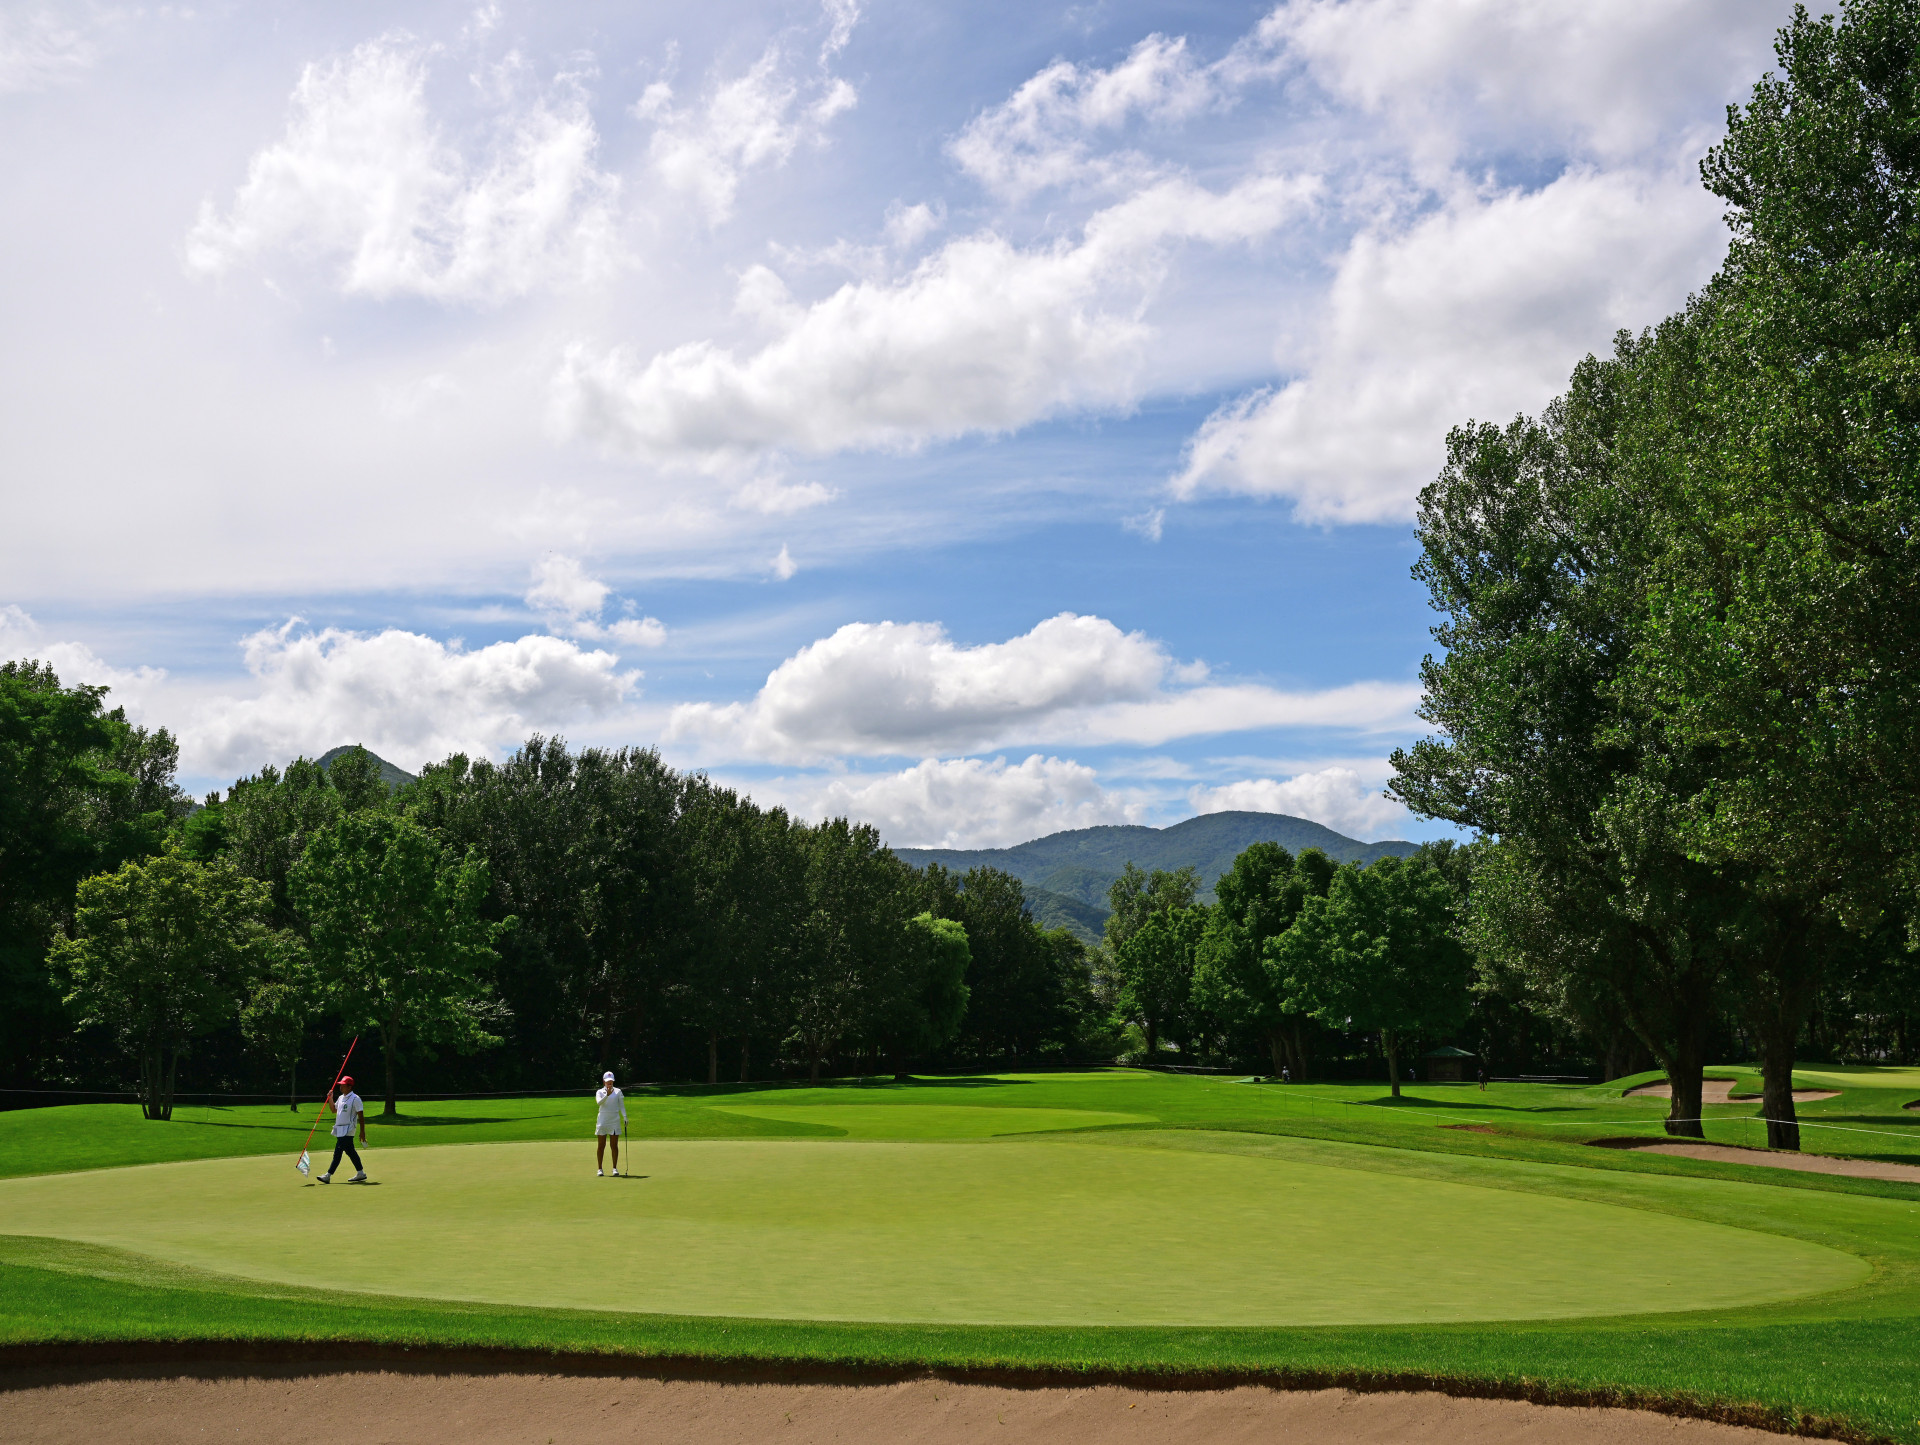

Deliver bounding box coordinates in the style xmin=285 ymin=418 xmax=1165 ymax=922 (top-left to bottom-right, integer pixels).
xmin=0 ymin=1131 xmax=1867 ymax=1325
xmin=4 ymin=1072 xmax=1918 ymax=1440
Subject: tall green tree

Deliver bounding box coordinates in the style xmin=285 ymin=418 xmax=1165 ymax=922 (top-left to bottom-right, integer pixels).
xmin=0 ymin=661 xmax=184 ymax=1083
xmin=1111 ymin=903 xmax=1206 ymax=1060
xmin=1389 ymin=336 xmax=1747 ymax=1135
xmin=53 ymin=850 xmax=276 ymax=1119
xmin=290 ymin=812 xmax=513 ymax=1116
xmin=1192 ymin=843 xmax=1333 ymax=1078
xmin=239 ymin=934 xmax=319 ymax=1111
xmin=1278 ymin=857 xmax=1471 ymax=1098
xmin=789 ymin=819 xmax=910 ymax=1082
xmin=865 ymin=912 xmax=971 ymax=1079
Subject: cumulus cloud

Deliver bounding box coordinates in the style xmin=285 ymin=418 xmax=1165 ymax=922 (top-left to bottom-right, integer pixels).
xmin=666 ymin=612 xmax=1416 ymax=762
xmin=525 ymin=555 xmax=666 ymax=648
xmin=1189 ymin=766 xmax=1409 ymax=840
xmin=753 ymin=753 xmax=1148 ymax=849
xmin=1270 ymin=0 xmax=1781 ymax=168
xmin=555 ymin=170 xmax=1316 ymax=464
xmin=0 ymin=605 xmax=167 ymax=711
xmin=1174 ymin=166 xmax=1723 ymax=522
xmin=185 ymin=620 xmax=635 ymax=777
xmin=186 ymin=38 xmax=619 ymax=304
xmin=637 ymin=4 xmax=860 ymax=223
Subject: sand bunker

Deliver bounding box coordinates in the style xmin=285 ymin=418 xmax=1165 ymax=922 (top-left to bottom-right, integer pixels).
xmin=0 ymin=1368 xmax=1799 ymax=1445
xmin=1625 ymin=1079 xmax=1838 ymax=1104
xmin=1621 ymin=1141 xmax=1920 ymax=1184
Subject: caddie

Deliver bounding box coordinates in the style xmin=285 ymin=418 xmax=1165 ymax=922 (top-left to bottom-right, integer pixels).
xmin=595 ymin=1070 xmax=627 ymax=1176
xmin=318 ymin=1075 xmax=368 ymax=1183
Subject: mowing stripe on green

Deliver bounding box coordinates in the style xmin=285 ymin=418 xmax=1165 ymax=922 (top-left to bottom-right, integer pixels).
xmin=0 ymin=1138 xmax=1864 ymax=1326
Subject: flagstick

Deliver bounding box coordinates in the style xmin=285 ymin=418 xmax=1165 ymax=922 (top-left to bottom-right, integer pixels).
xmin=297 ymin=1037 xmax=358 ymax=1177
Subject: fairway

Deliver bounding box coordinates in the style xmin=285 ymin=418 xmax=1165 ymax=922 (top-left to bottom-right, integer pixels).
xmin=0 ymin=1136 xmax=1864 ymax=1326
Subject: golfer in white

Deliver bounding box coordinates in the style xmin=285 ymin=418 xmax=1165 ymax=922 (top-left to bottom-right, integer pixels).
xmin=595 ymin=1071 xmax=627 ymax=1176
xmin=319 ymin=1076 xmax=367 ymax=1183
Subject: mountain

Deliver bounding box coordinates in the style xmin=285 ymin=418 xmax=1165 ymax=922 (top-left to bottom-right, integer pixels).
xmin=315 ymin=745 xmax=417 ymax=793
xmin=894 ymin=811 xmax=1422 ymax=945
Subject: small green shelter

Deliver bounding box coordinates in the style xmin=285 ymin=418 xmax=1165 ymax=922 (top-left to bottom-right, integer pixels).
xmin=1423 ymin=1045 xmax=1478 ymax=1083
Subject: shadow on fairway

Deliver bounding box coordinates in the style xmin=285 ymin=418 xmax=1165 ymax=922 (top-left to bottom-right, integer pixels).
xmin=367 ymin=1116 xmax=531 ymax=1128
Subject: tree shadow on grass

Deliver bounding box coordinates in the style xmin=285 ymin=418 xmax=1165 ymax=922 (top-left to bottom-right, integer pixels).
xmin=1345 ymin=1095 xmax=1589 ymax=1114
xmin=366 ymin=1115 xmax=529 ymax=1127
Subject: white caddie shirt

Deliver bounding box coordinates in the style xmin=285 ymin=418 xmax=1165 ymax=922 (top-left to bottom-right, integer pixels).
xmin=595 ymin=1086 xmax=627 ymax=1135
xmin=333 ymin=1091 xmax=363 ymax=1137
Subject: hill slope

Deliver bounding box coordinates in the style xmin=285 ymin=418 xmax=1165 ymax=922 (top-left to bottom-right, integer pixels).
xmin=895 ymin=811 xmax=1422 ymax=944
xmin=315 ymin=745 xmax=417 ymax=793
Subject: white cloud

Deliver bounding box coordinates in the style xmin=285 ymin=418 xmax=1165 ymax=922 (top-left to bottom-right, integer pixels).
xmin=754 ymin=753 xmax=1147 ymax=849
xmin=770 ymin=544 xmax=799 ymax=580
xmin=732 ymin=471 xmax=836 ymax=515
xmin=1189 ymin=766 xmax=1409 ymax=840
xmin=0 ymin=9 xmax=100 ymax=93
xmin=185 ymin=620 xmax=636 ymax=777
xmin=949 ymin=34 xmax=1217 ymax=199
xmin=666 ymin=612 xmax=1416 ymax=762
xmin=555 ymin=171 xmax=1316 ymax=464
xmin=638 ymin=8 xmax=861 ymax=225
xmin=0 ymin=605 xmax=167 ymax=711
xmin=1271 ymin=0 xmax=1783 ymax=169
xmin=186 ymin=38 xmax=619 ymax=304
xmin=1175 ymin=166 xmax=1723 ymax=522
xmin=524 ymin=554 xmax=666 ymax=648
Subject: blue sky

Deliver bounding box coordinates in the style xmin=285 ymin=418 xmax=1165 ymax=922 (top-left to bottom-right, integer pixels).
xmin=0 ymin=0 xmax=1792 ymax=846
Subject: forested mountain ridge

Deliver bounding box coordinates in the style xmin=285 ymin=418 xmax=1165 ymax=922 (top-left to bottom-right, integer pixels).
xmin=897 ymin=812 xmax=1420 ymax=941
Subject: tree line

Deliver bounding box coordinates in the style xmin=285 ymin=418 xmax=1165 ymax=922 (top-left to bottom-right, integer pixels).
xmin=0 ymin=681 xmax=1107 ymax=1118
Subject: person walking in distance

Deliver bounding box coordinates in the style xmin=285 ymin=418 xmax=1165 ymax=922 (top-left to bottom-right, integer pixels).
xmin=318 ymin=1075 xmax=367 ymax=1183
xmin=1477 ymin=1063 xmax=1489 ymax=1092
xmin=595 ymin=1071 xmax=627 ymax=1176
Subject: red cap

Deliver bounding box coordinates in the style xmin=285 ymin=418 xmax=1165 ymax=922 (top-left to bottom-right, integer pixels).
xmin=338 ymin=1076 xmax=353 ymax=1089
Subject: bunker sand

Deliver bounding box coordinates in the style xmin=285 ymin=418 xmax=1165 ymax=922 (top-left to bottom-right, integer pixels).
xmin=0 ymin=1370 xmax=1799 ymax=1445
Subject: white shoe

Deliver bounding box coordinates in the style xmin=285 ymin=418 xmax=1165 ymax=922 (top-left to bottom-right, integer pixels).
xmin=611 ymin=1168 xmax=619 ymax=1176
xmin=318 ymin=1174 xmax=331 ymax=1183
xmin=597 ymin=1168 xmax=604 ymax=1176
xmin=351 ymin=1171 xmax=368 ymax=1182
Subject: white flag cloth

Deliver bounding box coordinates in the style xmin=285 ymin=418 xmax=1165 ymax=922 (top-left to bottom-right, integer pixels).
xmin=296 ymin=1150 xmax=311 ymax=1175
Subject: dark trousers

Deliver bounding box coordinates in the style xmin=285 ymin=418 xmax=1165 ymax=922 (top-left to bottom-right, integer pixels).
xmin=327 ymin=1137 xmax=364 ymax=1174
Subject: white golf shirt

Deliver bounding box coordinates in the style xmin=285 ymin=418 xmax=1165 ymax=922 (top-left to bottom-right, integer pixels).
xmin=595 ymin=1086 xmax=626 ymax=1136
xmin=333 ymin=1091 xmax=363 ymax=1137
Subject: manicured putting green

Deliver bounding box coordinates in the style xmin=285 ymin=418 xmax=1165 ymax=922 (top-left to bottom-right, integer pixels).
xmin=0 ymin=1138 xmax=1863 ymax=1325
xmin=701 ymin=1103 xmax=1153 ymax=1137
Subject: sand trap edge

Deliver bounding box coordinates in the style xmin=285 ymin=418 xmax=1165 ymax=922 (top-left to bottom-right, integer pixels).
xmin=0 ymin=1340 xmax=1881 ymax=1443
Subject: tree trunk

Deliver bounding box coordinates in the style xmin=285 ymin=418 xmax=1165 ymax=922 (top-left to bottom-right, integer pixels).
xmin=1658 ymin=1031 xmax=1706 ymax=1138
xmin=288 ymin=1058 xmax=298 ymax=1112
xmin=1268 ymin=1030 xmax=1286 ymax=1078
xmin=892 ymin=1046 xmax=909 ymax=1083
xmin=382 ymin=1019 xmax=401 ymax=1118
xmin=1144 ymin=1019 xmax=1158 ymax=1060
xmin=1383 ymin=1030 xmax=1401 ymax=1099
xmin=809 ymin=1051 xmax=821 ymax=1085
xmin=739 ymin=1037 xmax=751 ymax=1083
xmin=1289 ymin=1022 xmax=1312 ymax=1082
xmin=707 ymin=1030 xmax=719 ymax=1086
xmin=1758 ymin=1014 xmax=1801 ymax=1151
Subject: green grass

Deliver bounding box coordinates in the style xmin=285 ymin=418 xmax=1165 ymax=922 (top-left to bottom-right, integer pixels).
xmin=3 ymin=1069 xmax=1918 ymax=1440
xmin=0 ymin=1136 xmax=1864 ymax=1324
